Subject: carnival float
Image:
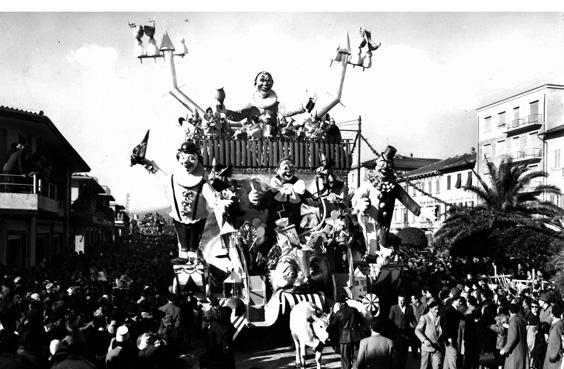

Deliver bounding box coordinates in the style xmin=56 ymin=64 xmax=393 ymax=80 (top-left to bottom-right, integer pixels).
xmin=128 ymin=19 xmax=420 ymax=338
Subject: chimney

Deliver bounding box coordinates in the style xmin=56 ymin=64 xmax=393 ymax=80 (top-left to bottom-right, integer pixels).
xmin=410 ymin=153 xmax=413 ymax=158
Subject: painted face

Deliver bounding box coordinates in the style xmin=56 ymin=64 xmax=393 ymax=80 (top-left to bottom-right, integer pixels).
xmin=277 ymin=160 xmax=295 ymax=182
xmin=178 ymin=152 xmax=199 ymax=173
xmin=255 ymin=72 xmax=273 ymax=95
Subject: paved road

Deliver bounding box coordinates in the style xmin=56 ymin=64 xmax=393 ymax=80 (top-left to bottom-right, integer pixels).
xmin=189 ymin=323 xmax=420 ymax=369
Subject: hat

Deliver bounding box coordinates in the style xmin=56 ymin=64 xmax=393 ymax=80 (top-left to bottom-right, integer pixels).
xmin=337 ymin=294 xmax=349 ymax=303
xmin=540 ymin=292 xmax=553 ymax=303
xmin=450 ymin=287 xmax=461 ymax=298
xmin=13 ymin=276 xmax=22 ymax=284
xmin=380 ymin=146 xmax=397 ymax=162
xmin=30 ymin=293 xmax=40 ymax=302
xmin=178 ymin=141 xmax=201 ymax=155
xmin=278 ymin=156 xmax=294 ymax=166
xmin=116 ymin=325 xmax=130 ymax=343
xmin=45 ymin=282 xmax=54 ymax=292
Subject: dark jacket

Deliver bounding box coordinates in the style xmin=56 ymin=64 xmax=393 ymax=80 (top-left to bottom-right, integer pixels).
xmin=442 ymin=305 xmax=462 ymax=346
xmin=389 ymin=304 xmax=417 ymax=332
xmin=329 ymin=304 xmax=366 ymax=344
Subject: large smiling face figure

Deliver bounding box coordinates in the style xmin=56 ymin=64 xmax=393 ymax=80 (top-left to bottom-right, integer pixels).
xmin=277 ymin=158 xmax=295 ymax=183
xmin=254 ymin=71 xmax=274 ymax=97
xmin=176 ymin=142 xmax=202 ymax=174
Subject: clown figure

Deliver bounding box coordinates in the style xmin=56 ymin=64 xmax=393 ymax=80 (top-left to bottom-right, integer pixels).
xmin=351 ymin=145 xmax=420 ymax=263
xmin=142 ymin=142 xmax=233 ymax=265
xmin=248 ymin=157 xmax=314 ymax=258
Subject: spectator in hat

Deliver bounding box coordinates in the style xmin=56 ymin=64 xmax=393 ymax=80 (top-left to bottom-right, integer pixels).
xmin=328 ymin=295 xmax=366 ymax=369
xmin=356 ymin=318 xmax=396 ymax=369
xmin=499 ymin=304 xmax=528 ymax=369
xmin=200 ymin=306 xmax=235 ymax=369
xmin=539 ymin=293 xmax=553 ymax=325
xmin=106 ymin=325 xmax=137 ymax=369
xmin=442 ymin=295 xmax=465 ymax=369
xmin=543 ymin=303 xmax=564 ymax=369
xmin=416 ymin=300 xmax=443 ymax=369
xmin=157 ymin=292 xmax=183 ymax=352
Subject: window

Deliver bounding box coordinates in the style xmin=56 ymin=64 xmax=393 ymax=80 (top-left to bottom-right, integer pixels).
xmin=555 ymin=149 xmax=561 ymax=169
xmin=497 ymin=140 xmax=505 ymax=157
xmin=492 ymin=141 xmax=497 ymax=158
xmin=455 ymin=173 xmax=462 ymax=188
xmin=428 ymin=180 xmax=432 ymax=194
xmin=483 ymin=144 xmax=492 ymax=159
xmin=447 ymin=175 xmax=451 ymax=190
xmin=435 ymin=179 xmax=440 ymax=193
xmin=484 ymin=116 xmax=492 ymax=132
xmin=466 ymin=171 xmax=473 ymax=187
xmin=529 ymin=100 xmax=539 ymax=122
xmin=513 ymin=106 xmax=520 ymax=120
xmin=498 ymin=111 xmax=506 ymax=128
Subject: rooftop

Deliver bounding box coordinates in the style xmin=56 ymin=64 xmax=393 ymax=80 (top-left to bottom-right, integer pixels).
xmin=404 ymin=152 xmax=476 ymax=179
xmin=0 ymin=106 xmax=90 ymax=172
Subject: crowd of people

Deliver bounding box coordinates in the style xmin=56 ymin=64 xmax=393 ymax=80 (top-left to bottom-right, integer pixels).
xmin=327 ymin=266 xmax=561 ymax=369
xmin=0 ymin=236 xmax=237 ymax=369
xmin=179 ymin=109 xmax=342 ymax=142
xmin=0 ymin=231 xmax=562 ymax=369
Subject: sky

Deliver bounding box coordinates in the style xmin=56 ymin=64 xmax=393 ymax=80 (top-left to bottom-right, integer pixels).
xmin=0 ymin=12 xmax=563 ymax=212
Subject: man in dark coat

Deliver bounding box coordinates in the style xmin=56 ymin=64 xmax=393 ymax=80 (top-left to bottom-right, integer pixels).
xmin=200 ymin=306 xmax=235 ymax=369
xmin=500 ymin=303 xmax=529 ymax=369
xmin=389 ymin=293 xmax=418 ymax=368
xmin=543 ymin=303 xmax=563 ymax=369
xmin=356 ymin=318 xmax=396 ymax=369
xmin=328 ymin=295 xmax=366 ymax=369
xmin=157 ymin=292 xmax=183 ymax=352
xmin=442 ymin=295 xmax=465 ymax=369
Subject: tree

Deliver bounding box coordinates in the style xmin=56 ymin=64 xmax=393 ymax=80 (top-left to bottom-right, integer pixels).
xmin=434 ymin=157 xmax=563 ymax=270
xmin=137 ymin=212 xmax=169 ymax=235
xmin=396 ymin=227 xmax=428 ymax=249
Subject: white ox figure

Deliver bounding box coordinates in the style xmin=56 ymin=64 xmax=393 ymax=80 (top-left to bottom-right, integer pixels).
xmin=289 ymin=301 xmax=330 ymax=369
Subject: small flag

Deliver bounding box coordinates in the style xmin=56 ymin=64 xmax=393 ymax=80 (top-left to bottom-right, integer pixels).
xmin=130 ymin=130 xmax=150 ymax=166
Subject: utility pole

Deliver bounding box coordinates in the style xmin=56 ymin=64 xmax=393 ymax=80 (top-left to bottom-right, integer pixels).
xmin=357 ymin=115 xmax=362 ymax=188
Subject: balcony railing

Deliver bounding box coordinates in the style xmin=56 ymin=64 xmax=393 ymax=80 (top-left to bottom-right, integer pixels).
xmin=0 ymin=173 xmax=58 ymax=200
xmin=504 ymin=114 xmax=543 ymax=134
xmin=512 ymin=147 xmax=542 ymax=161
xmin=195 ymin=138 xmax=353 ymax=171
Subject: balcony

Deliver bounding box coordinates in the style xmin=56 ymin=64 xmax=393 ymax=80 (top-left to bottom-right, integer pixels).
xmin=195 ymin=138 xmax=353 ymax=171
xmin=504 ymin=114 xmax=543 ymax=135
xmin=511 ymin=147 xmax=542 ymax=162
xmin=0 ymin=173 xmax=61 ymax=214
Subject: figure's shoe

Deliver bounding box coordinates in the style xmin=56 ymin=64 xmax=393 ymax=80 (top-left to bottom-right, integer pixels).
xmin=171 ymin=258 xmax=188 ymax=265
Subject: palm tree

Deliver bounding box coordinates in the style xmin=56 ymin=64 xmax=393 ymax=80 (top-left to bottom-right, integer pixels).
xmin=434 ymin=157 xmax=563 ymax=267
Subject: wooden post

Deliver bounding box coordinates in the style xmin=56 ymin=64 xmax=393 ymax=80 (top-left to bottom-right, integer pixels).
xmin=235 ymin=140 xmax=241 ymax=168
xmin=357 ymin=116 xmax=362 ymax=188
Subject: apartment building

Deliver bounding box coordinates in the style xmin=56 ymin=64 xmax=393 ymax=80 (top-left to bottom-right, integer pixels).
xmin=0 ymin=106 xmax=89 ymax=266
xmin=477 ymin=84 xmax=564 ymax=205
xmin=70 ymin=175 xmax=116 ymax=252
xmin=390 ymin=152 xmax=478 ymax=234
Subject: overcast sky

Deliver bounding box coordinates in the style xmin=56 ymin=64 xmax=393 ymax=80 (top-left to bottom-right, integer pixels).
xmin=1 ymin=12 xmax=563 ymax=212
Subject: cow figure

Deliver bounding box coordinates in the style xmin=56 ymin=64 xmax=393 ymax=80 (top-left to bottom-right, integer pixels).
xmin=289 ymin=301 xmax=330 ymax=369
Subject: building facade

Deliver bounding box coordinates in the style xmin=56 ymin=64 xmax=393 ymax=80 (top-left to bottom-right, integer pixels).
xmin=390 ymin=152 xmax=478 ymax=234
xmin=70 ymin=175 xmax=117 ymax=253
xmin=477 ymin=84 xmax=564 ymax=206
xmin=0 ymin=106 xmax=89 ymax=266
